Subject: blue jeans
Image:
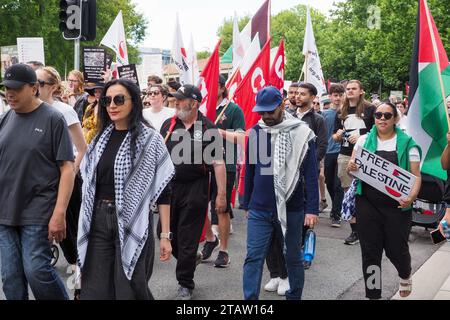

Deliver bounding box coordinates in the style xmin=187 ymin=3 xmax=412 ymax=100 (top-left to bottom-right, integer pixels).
xmin=0 ymin=225 xmax=69 ymax=300
xmin=243 ymin=209 xmax=305 ymax=300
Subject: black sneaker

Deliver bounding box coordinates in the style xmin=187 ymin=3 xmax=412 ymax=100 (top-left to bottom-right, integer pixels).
xmin=214 ymin=251 xmax=230 ymax=268
xmin=175 ymin=286 xmax=192 ymax=300
xmin=344 ymin=231 xmax=359 ymax=245
xmin=201 ymin=236 xmax=219 ymax=261
xmin=331 ymin=219 xmax=341 ymax=228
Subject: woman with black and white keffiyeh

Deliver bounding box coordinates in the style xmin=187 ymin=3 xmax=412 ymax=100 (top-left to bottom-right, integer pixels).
xmin=77 ymin=79 xmax=175 ymax=300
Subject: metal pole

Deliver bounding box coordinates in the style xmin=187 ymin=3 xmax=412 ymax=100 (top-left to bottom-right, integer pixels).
xmin=74 ymin=38 xmax=80 ymax=70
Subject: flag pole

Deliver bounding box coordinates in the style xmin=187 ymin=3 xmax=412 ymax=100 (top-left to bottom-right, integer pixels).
xmin=424 ymin=0 xmax=450 ymax=130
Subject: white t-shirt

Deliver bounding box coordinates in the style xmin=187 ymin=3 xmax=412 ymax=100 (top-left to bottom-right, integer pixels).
xmin=52 ymin=101 xmax=80 ymax=127
xmin=355 ymin=134 xmax=421 ymax=162
xmin=143 ymin=107 xmax=176 ymax=132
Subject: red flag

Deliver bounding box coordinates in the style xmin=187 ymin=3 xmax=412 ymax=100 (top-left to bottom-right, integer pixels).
xmin=226 ymin=69 xmax=242 ymax=101
xmin=233 ymin=39 xmax=271 ymax=130
xmin=198 ymin=40 xmax=222 ymax=122
xmin=269 ymin=38 xmax=285 ymax=91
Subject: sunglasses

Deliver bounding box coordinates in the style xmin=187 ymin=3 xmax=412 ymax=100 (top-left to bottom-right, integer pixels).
xmin=38 ymin=80 xmax=54 ymax=87
xmin=100 ymin=94 xmax=132 ymax=107
xmin=148 ymin=91 xmax=161 ymax=96
xmin=258 ymin=110 xmax=277 ymax=116
xmin=312 ymin=102 xmax=320 ymax=105
xmin=374 ymin=112 xmax=394 ymax=120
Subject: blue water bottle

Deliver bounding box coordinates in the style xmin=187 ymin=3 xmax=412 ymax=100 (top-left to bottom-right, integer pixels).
xmin=303 ymin=229 xmax=316 ymax=262
xmin=441 ymin=220 xmax=450 ymax=241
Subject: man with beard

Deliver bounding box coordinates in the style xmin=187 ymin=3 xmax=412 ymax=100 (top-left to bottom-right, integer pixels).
xmin=285 ymin=83 xmax=299 ymax=117
xmin=243 ymin=86 xmax=319 ymax=300
xmin=160 ymin=84 xmax=227 ymax=300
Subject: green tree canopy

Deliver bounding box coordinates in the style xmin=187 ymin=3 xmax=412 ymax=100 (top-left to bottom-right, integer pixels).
xmin=216 ymin=1 xmax=450 ymax=96
xmin=0 ymin=0 xmax=147 ymax=79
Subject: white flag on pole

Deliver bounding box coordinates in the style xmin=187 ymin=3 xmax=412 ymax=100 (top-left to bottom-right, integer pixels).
xmin=100 ymin=11 xmax=129 ymax=66
xmin=303 ymin=6 xmax=326 ymax=97
xmin=171 ymin=15 xmax=191 ymax=85
xmin=187 ymin=34 xmax=200 ymax=85
xmin=232 ymin=12 xmax=245 ymax=73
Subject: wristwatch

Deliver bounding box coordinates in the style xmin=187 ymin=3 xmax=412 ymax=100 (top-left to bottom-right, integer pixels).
xmin=160 ymin=232 xmax=173 ymax=241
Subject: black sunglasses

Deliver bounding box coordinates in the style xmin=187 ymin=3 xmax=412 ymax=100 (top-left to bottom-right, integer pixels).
xmin=148 ymin=91 xmax=161 ymax=96
xmin=374 ymin=112 xmax=394 ymax=120
xmin=258 ymin=110 xmax=277 ymax=116
xmin=100 ymin=94 xmax=132 ymax=107
xmin=38 ymin=80 xmax=54 ymax=87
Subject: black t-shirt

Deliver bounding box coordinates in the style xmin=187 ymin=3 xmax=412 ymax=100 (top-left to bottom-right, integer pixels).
xmin=161 ymin=112 xmax=223 ymax=182
xmin=96 ymin=129 xmax=128 ymax=200
xmin=334 ymin=104 xmax=376 ymax=156
xmin=0 ymin=103 xmax=74 ymax=226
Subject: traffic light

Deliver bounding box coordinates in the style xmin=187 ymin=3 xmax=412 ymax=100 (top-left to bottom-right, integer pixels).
xmin=80 ymin=0 xmax=96 ymax=41
xmin=59 ymin=0 xmax=82 ymax=40
xmin=59 ymin=0 xmax=96 ymax=41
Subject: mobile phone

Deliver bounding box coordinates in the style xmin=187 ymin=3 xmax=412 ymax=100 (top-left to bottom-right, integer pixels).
xmin=430 ymin=228 xmax=447 ymax=245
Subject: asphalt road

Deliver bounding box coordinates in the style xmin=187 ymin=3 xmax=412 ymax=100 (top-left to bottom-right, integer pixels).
xmin=0 ymin=206 xmax=440 ymax=300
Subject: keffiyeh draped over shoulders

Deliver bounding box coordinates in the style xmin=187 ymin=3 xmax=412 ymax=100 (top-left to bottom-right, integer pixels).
xmin=258 ymin=113 xmax=315 ymax=236
xmin=77 ymin=123 xmax=175 ymax=280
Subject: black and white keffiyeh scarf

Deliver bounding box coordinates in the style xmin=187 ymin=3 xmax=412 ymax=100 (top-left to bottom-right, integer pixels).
xmin=77 ymin=124 xmax=175 ymax=280
xmin=258 ymin=113 xmax=315 ymax=235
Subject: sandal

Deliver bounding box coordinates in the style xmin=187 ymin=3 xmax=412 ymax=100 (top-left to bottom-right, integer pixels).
xmin=399 ymin=277 xmax=412 ymax=298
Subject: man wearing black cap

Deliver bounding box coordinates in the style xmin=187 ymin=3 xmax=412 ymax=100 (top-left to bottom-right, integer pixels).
xmin=160 ymin=84 xmax=227 ymax=300
xmin=0 ymin=64 xmax=75 ymax=300
xmin=200 ymin=75 xmax=246 ymax=268
xmin=242 ymin=86 xmax=319 ymax=300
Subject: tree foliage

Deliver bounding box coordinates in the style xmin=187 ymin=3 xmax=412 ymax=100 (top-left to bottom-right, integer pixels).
xmin=0 ymin=0 xmax=147 ymax=79
xmin=216 ymin=1 xmax=450 ymax=96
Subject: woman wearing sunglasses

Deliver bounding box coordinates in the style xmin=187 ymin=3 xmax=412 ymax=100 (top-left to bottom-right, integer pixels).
xmin=347 ymin=102 xmax=422 ymax=300
xmin=142 ymin=84 xmax=175 ymax=132
xmin=77 ymin=79 xmax=175 ymax=300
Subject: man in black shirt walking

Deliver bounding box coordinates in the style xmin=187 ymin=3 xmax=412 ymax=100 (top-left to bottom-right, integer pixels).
xmin=0 ymin=64 xmax=75 ymax=300
xmin=161 ymin=84 xmax=227 ymax=300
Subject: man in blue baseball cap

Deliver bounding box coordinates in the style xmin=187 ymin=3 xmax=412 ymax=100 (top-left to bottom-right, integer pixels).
xmin=242 ymin=86 xmax=320 ymax=300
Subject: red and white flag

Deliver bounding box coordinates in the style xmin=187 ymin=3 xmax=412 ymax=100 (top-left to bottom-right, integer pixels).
xmin=171 ymin=15 xmax=191 ymax=85
xmin=233 ymin=39 xmax=271 ymax=130
xmin=198 ymin=40 xmax=222 ymax=122
xmin=269 ymin=38 xmax=285 ymax=92
xmin=101 ymin=11 xmax=129 ymax=66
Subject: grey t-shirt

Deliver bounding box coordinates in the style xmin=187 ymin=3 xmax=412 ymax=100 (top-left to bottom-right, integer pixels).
xmin=0 ymin=103 xmax=74 ymax=226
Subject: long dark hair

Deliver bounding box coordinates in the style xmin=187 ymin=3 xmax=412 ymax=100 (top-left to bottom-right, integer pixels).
xmin=96 ymin=78 xmax=149 ymax=162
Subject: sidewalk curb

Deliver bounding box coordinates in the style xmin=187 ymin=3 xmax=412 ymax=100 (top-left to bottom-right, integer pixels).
xmin=392 ymin=243 xmax=450 ymax=300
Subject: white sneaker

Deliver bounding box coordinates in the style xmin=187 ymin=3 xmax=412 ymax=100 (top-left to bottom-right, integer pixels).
xmin=277 ymin=278 xmax=290 ymax=296
xmin=264 ymin=277 xmax=280 ymax=292
xmin=211 ymin=225 xmax=219 ymax=238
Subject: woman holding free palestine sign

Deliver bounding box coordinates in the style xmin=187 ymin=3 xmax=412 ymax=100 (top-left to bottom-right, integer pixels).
xmin=347 ymin=101 xmax=422 ymax=300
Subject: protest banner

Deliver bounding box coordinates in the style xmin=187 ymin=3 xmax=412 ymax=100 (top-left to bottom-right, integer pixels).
xmin=16 ymin=38 xmax=45 ymax=65
xmin=352 ymin=147 xmax=417 ymax=201
xmin=83 ymin=46 xmax=106 ymax=83
xmin=1 ymin=46 xmax=18 ymax=78
xmin=118 ymin=64 xmax=140 ymax=88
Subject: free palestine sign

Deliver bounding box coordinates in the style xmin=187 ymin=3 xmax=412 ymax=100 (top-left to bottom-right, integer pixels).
xmin=351 ymin=147 xmax=417 ymax=201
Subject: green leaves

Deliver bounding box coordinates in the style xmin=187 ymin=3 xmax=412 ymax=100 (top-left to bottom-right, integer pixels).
xmin=0 ymin=0 xmax=147 ymax=79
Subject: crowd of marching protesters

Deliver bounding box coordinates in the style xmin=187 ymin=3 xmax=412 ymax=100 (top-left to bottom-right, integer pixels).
xmin=1 ymin=61 xmax=450 ymax=301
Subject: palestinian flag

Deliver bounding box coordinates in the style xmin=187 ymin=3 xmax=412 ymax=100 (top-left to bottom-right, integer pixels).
xmin=406 ymin=0 xmax=450 ymax=180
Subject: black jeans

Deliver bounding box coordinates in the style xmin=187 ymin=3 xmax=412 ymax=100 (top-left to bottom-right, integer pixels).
xmin=81 ymin=200 xmax=155 ymax=300
xmin=356 ymin=195 xmax=412 ymax=300
xmin=60 ymin=174 xmax=82 ymax=265
xmin=169 ymin=177 xmax=209 ymax=290
xmin=324 ymin=153 xmax=344 ymax=220
xmin=265 ymin=225 xmax=288 ymax=279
